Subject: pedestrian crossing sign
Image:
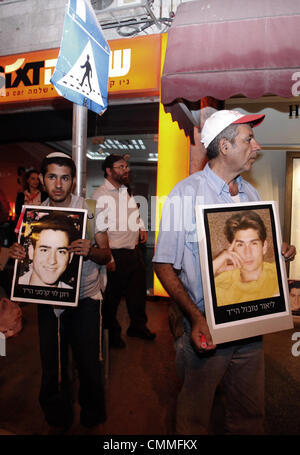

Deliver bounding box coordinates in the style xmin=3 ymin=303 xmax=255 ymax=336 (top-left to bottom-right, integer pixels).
xmin=51 ymin=0 xmax=110 ymax=115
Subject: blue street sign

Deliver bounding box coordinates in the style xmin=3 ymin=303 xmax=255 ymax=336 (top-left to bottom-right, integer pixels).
xmin=51 ymin=0 xmax=110 ymax=115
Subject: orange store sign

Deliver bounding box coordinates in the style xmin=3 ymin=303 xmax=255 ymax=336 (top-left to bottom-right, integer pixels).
xmin=0 ymin=34 xmax=161 ymax=105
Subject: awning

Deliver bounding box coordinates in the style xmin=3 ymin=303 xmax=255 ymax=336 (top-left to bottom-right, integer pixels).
xmin=162 ymin=0 xmax=300 ymax=138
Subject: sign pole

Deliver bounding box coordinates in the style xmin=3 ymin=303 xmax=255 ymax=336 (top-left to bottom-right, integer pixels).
xmin=50 ymin=0 xmax=110 ymax=199
xmin=72 ymin=103 xmax=88 ymax=198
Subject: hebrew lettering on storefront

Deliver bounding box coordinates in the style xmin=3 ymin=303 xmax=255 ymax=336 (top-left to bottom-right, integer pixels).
xmin=0 ymin=34 xmax=161 ymax=105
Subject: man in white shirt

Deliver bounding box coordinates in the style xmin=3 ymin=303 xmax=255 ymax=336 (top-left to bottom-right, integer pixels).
xmin=92 ymin=154 xmax=155 ymax=348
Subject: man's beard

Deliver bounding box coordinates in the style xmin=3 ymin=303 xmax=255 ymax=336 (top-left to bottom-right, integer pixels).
xmin=118 ymin=174 xmax=129 ymax=185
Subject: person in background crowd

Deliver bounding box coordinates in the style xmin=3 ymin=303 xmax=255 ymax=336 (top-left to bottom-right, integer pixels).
xmin=92 ymin=154 xmax=156 ymax=349
xmin=15 ymin=169 xmax=47 ymax=219
xmin=17 ymin=166 xmax=26 ymax=193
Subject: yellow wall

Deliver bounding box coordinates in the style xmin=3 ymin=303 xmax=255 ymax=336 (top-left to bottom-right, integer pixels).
xmin=153 ymin=33 xmax=190 ymax=296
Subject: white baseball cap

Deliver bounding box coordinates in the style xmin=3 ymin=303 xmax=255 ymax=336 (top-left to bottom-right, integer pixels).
xmin=201 ymin=110 xmax=265 ymax=149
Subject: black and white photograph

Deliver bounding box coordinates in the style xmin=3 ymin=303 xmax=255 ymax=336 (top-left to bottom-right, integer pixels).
xmin=196 ymin=201 xmax=293 ymax=343
xmin=10 ymin=205 xmax=87 ymax=306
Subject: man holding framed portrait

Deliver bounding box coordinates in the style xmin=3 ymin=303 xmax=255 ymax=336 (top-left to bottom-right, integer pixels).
xmin=9 ymin=152 xmax=111 ymax=432
xmin=153 ymin=110 xmax=296 ymax=435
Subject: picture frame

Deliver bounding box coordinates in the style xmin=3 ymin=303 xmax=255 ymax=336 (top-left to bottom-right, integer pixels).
xmin=284 ymin=151 xmax=300 ymax=280
xmin=11 ymin=205 xmax=87 ymax=307
xmin=288 ymin=279 xmax=300 ymax=324
xmin=195 ymin=201 xmax=293 ymax=344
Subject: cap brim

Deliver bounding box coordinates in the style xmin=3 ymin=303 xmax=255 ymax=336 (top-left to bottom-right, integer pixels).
xmin=46 ymin=152 xmax=72 ymax=159
xmin=232 ymin=114 xmax=265 ymax=127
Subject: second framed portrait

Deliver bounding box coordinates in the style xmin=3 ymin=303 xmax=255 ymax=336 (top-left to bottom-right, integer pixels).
xmin=11 ymin=205 xmax=87 ymax=307
xmin=196 ymin=201 xmax=293 ymax=344
xmin=288 ymin=279 xmax=300 ymax=325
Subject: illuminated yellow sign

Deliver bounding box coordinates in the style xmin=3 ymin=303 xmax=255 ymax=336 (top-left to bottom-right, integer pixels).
xmin=109 ymin=34 xmax=161 ymax=98
xmin=0 ymin=34 xmax=161 ymax=105
xmin=154 ymin=33 xmax=191 ymax=297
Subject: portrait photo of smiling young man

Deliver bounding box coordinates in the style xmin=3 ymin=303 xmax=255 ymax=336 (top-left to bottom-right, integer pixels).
xmin=211 ymin=209 xmax=280 ymax=306
xmin=17 ymin=211 xmax=81 ymax=289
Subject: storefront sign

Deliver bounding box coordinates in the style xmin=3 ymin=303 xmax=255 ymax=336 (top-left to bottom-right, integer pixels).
xmin=0 ymin=34 xmax=161 ymax=106
xmin=108 ymin=34 xmax=161 ymax=97
xmin=0 ymin=49 xmax=59 ymax=103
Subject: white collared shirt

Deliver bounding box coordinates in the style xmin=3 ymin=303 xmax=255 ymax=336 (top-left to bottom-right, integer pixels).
xmin=92 ymin=179 xmax=145 ymax=249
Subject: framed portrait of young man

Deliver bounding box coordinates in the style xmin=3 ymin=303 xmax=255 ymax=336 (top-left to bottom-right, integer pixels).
xmin=11 ymin=205 xmax=87 ymax=307
xmin=288 ymin=279 xmax=300 ymax=324
xmin=195 ymin=201 xmax=293 ymax=344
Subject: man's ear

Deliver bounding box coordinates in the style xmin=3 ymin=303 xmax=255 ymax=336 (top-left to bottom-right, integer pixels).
xmin=72 ymin=177 xmax=76 ymax=193
xmin=263 ymin=240 xmax=268 ymax=256
xmin=39 ymin=174 xmax=44 ymax=186
xmin=69 ymin=252 xmax=74 ymax=264
xmin=28 ymin=244 xmax=34 ymax=261
xmin=106 ymin=167 xmax=112 ymax=178
xmin=219 ymin=138 xmax=229 ymax=156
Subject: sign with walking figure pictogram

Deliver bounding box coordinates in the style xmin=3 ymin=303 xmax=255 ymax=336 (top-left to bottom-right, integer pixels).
xmin=80 ymin=54 xmax=92 ymax=92
xmin=51 ymin=0 xmax=110 ymax=115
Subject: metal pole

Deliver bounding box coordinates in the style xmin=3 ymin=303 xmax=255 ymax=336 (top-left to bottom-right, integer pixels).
xmin=72 ymin=103 xmax=88 ymax=197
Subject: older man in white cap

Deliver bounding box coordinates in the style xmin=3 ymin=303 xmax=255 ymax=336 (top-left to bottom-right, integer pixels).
xmin=153 ymin=110 xmax=296 ymax=435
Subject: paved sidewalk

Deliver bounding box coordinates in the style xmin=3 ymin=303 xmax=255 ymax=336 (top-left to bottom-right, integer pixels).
xmin=1 ymin=299 xmax=300 ymax=435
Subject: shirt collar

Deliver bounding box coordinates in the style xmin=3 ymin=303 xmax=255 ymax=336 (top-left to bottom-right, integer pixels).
xmin=203 ymin=162 xmax=244 ymax=195
xmin=104 ymin=178 xmax=127 ymax=192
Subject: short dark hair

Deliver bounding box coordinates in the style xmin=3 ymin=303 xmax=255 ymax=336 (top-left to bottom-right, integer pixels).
xmin=206 ymin=122 xmax=255 ymax=160
xmin=224 ymin=210 xmax=267 ymax=244
xmin=206 ymin=124 xmax=240 ymax=160
xmin=102 ymin=154 xmax=124 ymax=178
xmin=40 ymin=156 xmax=76 ymax=179
xmin=29 ymin=211 xmax=80 ymax=247
xmin=26 ymin=169 xmax=39 ymax=178
xmin=24 ymin=169 xmax=39 ymax=190
xmin=289 ymin=280 xmax=300 ymax=292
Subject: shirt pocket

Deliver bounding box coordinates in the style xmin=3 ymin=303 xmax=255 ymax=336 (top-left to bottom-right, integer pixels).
xmin=180 ymin=229 xmax=204 ymax=312
xmin=184 ymin=229 xmax=202 ymax=285
xmin=185 ymin=229 xmax=199 ymax=255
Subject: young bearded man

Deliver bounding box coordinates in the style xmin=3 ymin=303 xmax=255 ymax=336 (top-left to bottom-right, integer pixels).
xmin=10 ymin=152 xmax=110 ymax=432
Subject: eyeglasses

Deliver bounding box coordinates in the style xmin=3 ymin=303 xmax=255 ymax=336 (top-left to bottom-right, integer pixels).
xmin=112 ymin=164 xmax=129 ymax=171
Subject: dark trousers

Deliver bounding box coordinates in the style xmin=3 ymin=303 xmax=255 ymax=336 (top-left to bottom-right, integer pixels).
xmin=37 ymin=298 xmax=105 ymax=427
xmin=103 ymin=247 xmax=147 ymax=335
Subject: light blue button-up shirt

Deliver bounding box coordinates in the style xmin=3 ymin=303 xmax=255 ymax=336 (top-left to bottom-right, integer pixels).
xmin=153 ymin=163 xmax=260 ymax=315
